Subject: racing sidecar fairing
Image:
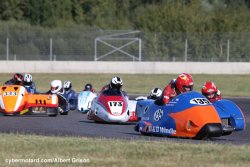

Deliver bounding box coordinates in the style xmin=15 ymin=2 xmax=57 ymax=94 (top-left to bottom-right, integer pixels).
xmin=87 ymin=89 xmax=137 ymax=123
xmin=63 ymin=90 xmax=78 ymax=111
xmin=77 ymin=91 xmax=97 ymax=113
xmin=213 ymin=99 xmax=245 ymax=133
xmin=135 ymin=91 xmax=245 ymax=139
xmin=0 ymin=85 xmax=59 ymax=116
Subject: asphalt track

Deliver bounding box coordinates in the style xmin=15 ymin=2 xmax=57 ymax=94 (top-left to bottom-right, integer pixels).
xmin=0 ymin=97 xmax=249 ymax=145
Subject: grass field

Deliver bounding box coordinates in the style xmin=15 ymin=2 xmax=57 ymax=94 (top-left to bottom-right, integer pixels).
xmin=0 ymin=134 xmax=250 ymax=167
xmin=0 ymin=73 xmax=250 ymax=96
xmin=0 ymin=73 xmax=250 ymax=167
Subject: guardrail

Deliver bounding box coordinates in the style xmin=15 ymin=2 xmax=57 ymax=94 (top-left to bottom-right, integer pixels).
xmin=1 ymin=61 xmax=250 ymax=74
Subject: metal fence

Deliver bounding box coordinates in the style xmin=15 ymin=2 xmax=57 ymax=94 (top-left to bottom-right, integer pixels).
xmin=0 ymin=31 xmax=249 ymax=62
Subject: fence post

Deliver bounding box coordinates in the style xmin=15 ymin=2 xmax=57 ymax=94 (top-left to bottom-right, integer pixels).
xmin=139 ymin=38 xmax=142 ymax=61
xmin=94 ymin=38 xmax=97 ymax=61
xmin=50 ymin=38 xmax=53 ymax=61
xmin=184 ymin=38 xmax=188 ymax=62
xmin=6 ymin=38 xmax=9 ymax=61
xmin=227 ymin=39 xmax=230 ymax=62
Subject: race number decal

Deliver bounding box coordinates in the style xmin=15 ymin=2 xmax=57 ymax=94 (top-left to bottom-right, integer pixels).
xmin=3 ymin=92 xmax=17 ymax=96
xmin=108 ymin=101 xmax=123 ymax=115
xmin=154 ymin=109 xmax=163 ymax=121
xmin=190 ymin=98 xmax=210 ymax=105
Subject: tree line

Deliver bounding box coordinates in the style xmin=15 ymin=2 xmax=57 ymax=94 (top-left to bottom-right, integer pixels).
xmin=0 ymin=0 xmax=250 ymax=32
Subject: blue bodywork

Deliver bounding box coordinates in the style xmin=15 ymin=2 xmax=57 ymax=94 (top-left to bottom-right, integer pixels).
xmin=213 ymin=99 xmax=245 ymax=131
xmin=135 ymin=91 xmax=245 ymax=137
xmin=63 ymin=90 xmax=78 ymax=111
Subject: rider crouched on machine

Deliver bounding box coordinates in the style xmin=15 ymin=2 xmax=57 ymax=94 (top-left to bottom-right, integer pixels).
xmin=148 ymin=88 xmax=162 ymax=100
xmin=135 ymin=88 xmax=162 ymax=101
xmin=22 ymin=73 xmax=37 ymax=93
xmin=63 ymin=81 xmax=78 ymax=110
xmin=157 ymin=73 xmax=194 ymax=105
xmin=83 ymin=83 xmax=95 ymax=93
xmin=201 ymin=81 xmax=222 ymax=103
xmin=101 ymin=76 xmax=128 ymax=98
xmin=47 ymin=80 xmax=69 ymax=114
xmin=4 ymin=73 xmax=23 ymax=85
xmin=47 ymin=80 xmax=64 ymax=95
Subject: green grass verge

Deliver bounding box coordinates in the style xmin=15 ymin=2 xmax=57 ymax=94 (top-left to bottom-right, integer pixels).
xmin=0 ymin=73 xmax=250 ymax=97
xmin=0 ymin=134 xmax=250 ymax=167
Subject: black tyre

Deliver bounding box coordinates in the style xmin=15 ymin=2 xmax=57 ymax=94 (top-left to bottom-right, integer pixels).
xmin=47 ymin=107 xmax=58 ymax=117
xmin=60 ymin=112 xmax=68 ymax=115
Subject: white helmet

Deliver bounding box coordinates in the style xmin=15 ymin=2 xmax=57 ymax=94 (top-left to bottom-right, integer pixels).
xmin=23 ymin=73 xmax=32 ymax=85
xmin=50 ymin=80 xmax=63 ymax=94
xmin=63 ymin=81 xmax=72 ymax=91
xmin=149 ymin=88 xmax=162 ymax=100
xmin=110 ymin=76 xmax=123 ymax=90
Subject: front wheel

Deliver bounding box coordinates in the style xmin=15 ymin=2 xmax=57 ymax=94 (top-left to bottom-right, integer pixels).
xmin=60 ymin=112 xmax=68 ymax=115
xmin=47 ymin=107 xmax=58 ymax=117
xmin=58 ymin=106 xmax=69 ymax=115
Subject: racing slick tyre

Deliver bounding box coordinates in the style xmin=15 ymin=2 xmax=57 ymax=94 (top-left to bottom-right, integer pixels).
xmin=47 ymin=108 xmax=58 ymax=117
xmin=222 ymin=125 xmax=234 ymax=136
xmin=58 ymin=107 xmax=68 ymax=115
xmin=134 ymin=124 xmax=140 ymax=132
xmin=60 ymin=112 xmax=68 ymax=115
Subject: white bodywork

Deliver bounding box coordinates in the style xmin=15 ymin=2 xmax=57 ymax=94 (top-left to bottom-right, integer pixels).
xmin=88 ymin=97 xmax=131 ymax=123
xmin=127 ymin=99 xmax=137 ymax=118
xmin=77 ymin=91 xmax=97 ymax=113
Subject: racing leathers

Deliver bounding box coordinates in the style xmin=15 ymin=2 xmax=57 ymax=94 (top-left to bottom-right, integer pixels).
xmin=160 ymin=79 xmax=180 ymax=105
xmin=101 ymin=85 xmax=128 ymax=99
xmin=4 ymin=79 xmax=22 ymax=85
xmin=22 ymin=82 xmax=37 ymax=94
xmin=63 ymin=89 xmax=78 ymax=110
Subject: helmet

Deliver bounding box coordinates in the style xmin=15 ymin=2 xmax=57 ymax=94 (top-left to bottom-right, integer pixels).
xmin=109 ymin=76 xmax=123 ymax=90
xmin=23 ymin=73 xmax=33 ymax=86
xmin=13 ymin=73 xmax=23 ymax=85
xmin=175 ymin=73 xmax=194 ymax=93
xmin=63 ymin=81 xmax=72 ymax=91
xmin=201 ymin=81 xmax=218 ymax=100
xmin=84 ymin=83 xmax=93 ymax=91
xmin=149 ymin=88 xmax=162 ymax=100
xmin=50 ymin=80 xmax=63 ymax=94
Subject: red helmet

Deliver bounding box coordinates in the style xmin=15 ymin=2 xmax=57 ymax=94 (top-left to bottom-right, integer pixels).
xmin=201 ymin=81 xmax=218 ymax=100
xmin=175 ymin=73 xmax=194 ymax=93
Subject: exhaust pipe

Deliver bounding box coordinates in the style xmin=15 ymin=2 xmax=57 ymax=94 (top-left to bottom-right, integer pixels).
xmin=195 ymin=123 xmax=223 ymax=139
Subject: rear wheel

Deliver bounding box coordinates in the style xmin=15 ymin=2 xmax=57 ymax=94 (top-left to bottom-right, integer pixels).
xmin=134 ymin=124 xmax=139 ymax=132
xmin=222 ymin=125 xmax=234 ymax=136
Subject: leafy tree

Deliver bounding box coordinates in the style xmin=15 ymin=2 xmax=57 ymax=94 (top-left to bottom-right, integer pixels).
xmin=23 ymin=0 xmax=72 ymax=27
xmin=0 ymin=0 xmax=24 ymax=20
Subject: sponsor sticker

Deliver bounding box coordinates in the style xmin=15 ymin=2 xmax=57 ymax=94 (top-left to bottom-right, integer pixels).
xmin=148 ymin=126 xmax=176 ymax=134
xmin=154 ymin=109 xmax=163 ymax=121
xmin=190 ymin=98 xmax=210 ymax=105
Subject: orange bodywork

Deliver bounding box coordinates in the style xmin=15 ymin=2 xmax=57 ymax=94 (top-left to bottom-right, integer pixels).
xmin=0 ymin=85 xmax=58 ymax=115
xmin=169 ymin=105 xmax=222 ymax=138
xmin=27 ymin=94 xmax=58 ymax=108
